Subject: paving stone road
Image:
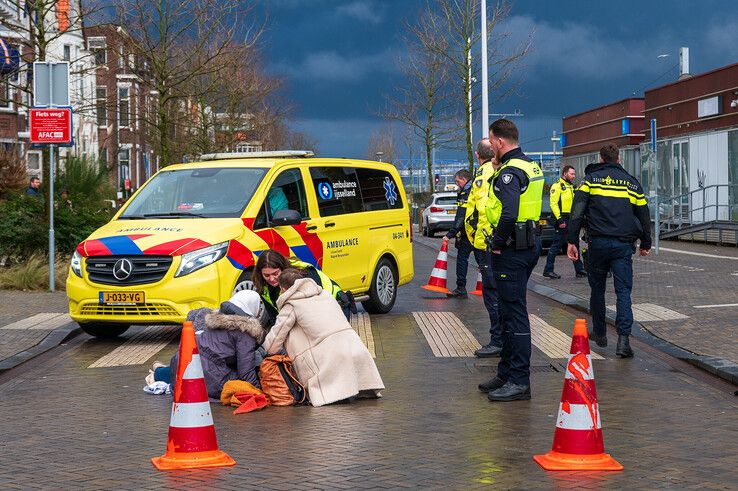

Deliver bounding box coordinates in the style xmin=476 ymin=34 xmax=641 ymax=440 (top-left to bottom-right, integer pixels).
xmin=0 ymin=244 xmax=735 ymax=489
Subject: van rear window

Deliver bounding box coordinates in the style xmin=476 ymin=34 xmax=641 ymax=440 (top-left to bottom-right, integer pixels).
xmin=120 ymin=167 xmax=267 ymax=219
xmin=355 ymin=168 xmax=403 ymax=211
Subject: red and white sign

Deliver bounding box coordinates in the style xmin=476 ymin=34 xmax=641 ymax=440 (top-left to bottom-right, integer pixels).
xmin=30 ymin=107 xmax=72 ymax=144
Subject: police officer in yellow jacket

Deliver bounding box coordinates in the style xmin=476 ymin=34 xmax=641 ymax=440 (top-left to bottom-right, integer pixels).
xmin=463 ymin=139 xmax=502 ymax=357
xmin=543 ymin=165 xmax=586 ymax=279
xmin=479 ymin=119 xmax=543 ymax=402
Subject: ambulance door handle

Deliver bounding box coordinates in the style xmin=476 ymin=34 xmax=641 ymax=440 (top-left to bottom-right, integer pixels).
xmin=325 ymin=221 xmax=336 ymax=228
xmin=306 ymin=223 xmax=318 ymax=231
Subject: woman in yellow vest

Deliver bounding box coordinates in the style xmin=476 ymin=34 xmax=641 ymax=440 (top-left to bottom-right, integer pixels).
xmin=252 ymin=249 xmax=354 ymax=326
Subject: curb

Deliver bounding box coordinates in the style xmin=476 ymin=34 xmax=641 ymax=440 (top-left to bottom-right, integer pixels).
xmin=414 ymin=234 xmax=738 ymax=386
xmin=0 ymin=323 xmax=81 ymax=373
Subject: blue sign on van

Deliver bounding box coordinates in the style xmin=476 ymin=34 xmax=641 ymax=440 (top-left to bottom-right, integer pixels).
xmin=318 ymin=181 xmax=334 ymax=200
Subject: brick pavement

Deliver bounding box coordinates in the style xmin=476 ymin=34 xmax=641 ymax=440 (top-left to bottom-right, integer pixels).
xmin=0 ymin=290 xmax=74 ymax=371
xmin=416 ymin=234 xmax=738 ymax=382
xmin=0 ymin=245 xmax=736 ymax=488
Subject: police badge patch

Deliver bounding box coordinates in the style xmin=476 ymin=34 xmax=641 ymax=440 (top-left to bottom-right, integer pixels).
xmin=475 ymin=178 xmax=483 ymax=188
xmin=502 ymin=174 xmax=513 ymax=184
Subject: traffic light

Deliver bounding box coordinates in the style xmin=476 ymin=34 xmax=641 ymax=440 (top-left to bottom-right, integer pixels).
xmin=434 ymin=173 xmax=440 ymax=184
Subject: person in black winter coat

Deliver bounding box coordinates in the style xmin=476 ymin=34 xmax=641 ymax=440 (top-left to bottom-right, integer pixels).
xmin=170 ymin=290 xmax=267 ymax=399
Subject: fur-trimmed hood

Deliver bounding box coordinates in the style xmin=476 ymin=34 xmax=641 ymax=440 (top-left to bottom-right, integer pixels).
xmin=205 ymin=312 xmax=265 ymax=340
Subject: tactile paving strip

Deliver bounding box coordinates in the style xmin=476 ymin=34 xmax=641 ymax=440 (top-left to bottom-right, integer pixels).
xmin=530 ymin=314 xmax=603 ymax=360
xmin=350 ymin=312 xmax=376 ymax=358
xmin=412 ymin=311 xmax=480 ymax=357
xmin=0 ymin=313 xmax=71 ymax=330
xmin=88 ymin=326 xmax=178 ymax=368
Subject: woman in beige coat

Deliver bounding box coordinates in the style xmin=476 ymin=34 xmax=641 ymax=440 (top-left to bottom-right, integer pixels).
xmin=262 ymin=269 xmax=384 ymax=407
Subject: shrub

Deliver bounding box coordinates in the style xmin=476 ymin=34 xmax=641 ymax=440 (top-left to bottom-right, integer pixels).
xmin=56 ymin=155 xmax=114 ymax=202
xmin=0 ymin=146 xmax=29 ymax=198
xmin=0 ymin=254 xmax=69 ymax=291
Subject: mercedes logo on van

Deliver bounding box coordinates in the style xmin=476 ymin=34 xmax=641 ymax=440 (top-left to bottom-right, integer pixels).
xmin=113 ymin=259 xmax=133 ymax=281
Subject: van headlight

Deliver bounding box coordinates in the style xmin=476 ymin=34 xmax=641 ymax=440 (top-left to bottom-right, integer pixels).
xmin=71 ymin=250 xmax=83 ymax=277
xmin=175 ymin=241 xmax=229 ymax=277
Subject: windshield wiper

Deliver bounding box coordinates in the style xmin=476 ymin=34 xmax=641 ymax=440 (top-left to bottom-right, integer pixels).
xmin=142 ymin=212 xmax=206 ymax=218
xmin=119 ymin=215 xmax=147 ymax=219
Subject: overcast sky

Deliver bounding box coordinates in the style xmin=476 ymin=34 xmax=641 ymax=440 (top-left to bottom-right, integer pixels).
xmin=255 ymin=0 xmax=738 ymax=160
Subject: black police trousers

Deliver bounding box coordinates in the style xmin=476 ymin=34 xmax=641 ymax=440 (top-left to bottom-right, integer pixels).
xmin=491 ymin=237 xmax=541 ymax=386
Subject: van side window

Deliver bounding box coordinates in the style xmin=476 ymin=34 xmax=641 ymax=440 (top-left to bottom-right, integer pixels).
xmin=356 ymin=168 xmax=403 ymax=211
xmin=254 ymin=168 xmax=309 ymax=229
xmin=310 ymin=167 xmax=363 ymax=217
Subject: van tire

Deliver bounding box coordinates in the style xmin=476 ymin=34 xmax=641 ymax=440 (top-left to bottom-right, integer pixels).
xmin=362 ymin=257 xmax=397 ymax=314
xmin=79 ymin=322 xmax=129 ymax=338
xmin=233 ymin=269 xmax=255 ymax=294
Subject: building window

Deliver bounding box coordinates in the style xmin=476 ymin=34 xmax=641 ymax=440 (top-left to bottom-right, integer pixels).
xmin=27 ymin=151 xmax=42 ymax=176
xmin=63 ymin=44 xmax=71 ymax=61
xmin=0 ymin=80 xmax=10 ymax=108
xmin=118 ymin=47 xmax=124 ymax=69
xmin=118 ymin=147 xmax=131 ymax=189
xmin=96 ymin=86 xmax=107 ymax=126
xmin=118 ymin=87 xmax=130 ymax=128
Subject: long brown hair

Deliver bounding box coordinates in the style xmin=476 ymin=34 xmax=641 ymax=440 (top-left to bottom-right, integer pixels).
xmin=252 ymin=249 xmax=290 ymax=292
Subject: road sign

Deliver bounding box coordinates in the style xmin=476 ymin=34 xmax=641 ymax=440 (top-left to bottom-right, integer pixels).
xmin=33 ymin=61 xmax=70 ymax=107
xmin=30 ymin=107 xmax=73 ymax=144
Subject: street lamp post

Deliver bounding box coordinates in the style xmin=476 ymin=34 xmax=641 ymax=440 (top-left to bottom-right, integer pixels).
xmin=480 ymin=0 xmax=489 ymax=138
xmin=375 ymin=151 xmax=384 ymax=163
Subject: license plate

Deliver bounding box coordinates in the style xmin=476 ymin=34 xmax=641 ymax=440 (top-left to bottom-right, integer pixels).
xmin=99 ymin=291 xmax=145 ymax=305
xmin=447 ymin=209 xmax=456 ymax=215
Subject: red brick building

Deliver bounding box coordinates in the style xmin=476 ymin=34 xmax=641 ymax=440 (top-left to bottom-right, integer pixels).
xmin=85 ymin=24 xmax=157 ymax=194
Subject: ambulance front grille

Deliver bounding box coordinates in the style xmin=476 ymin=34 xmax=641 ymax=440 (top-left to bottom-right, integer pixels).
xmin=80 ymin=303 xmax=180 ymax=317
xmin=86 ymin=255 xmax=172 ymax=285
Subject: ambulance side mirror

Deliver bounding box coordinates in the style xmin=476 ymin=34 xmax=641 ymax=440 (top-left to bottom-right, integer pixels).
xmin=271 ymin=209 xmax=302 ymax=226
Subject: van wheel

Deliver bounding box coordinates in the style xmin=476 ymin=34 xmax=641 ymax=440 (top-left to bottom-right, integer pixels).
xmin=233 ymin=269 xmax=255 ymax=294
xmin=79 ymin=322 xmax=129 ymax=338
xmin=362 ymin=257 xmax=397 ymax=314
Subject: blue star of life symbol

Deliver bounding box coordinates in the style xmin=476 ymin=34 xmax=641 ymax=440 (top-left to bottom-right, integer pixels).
xmin=319 ymin=182 xmax=333 ymax=200
xmin=383 ymin=177 xmax=397 ymax=206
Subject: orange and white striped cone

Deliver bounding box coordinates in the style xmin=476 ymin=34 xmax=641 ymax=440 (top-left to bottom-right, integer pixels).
xmin=421 ymin=240 xmax=450 ymax=294
xmin=470 ymin=271 xmax=483 ymax=296
xmin=152 ymin=321 xmax=236 ymax=471
xmin=533 ymin=319 xmax=622 ymax=471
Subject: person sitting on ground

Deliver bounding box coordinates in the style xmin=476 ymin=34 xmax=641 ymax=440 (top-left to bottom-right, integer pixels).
xmin=262 ymin=268 xmax=384 ymax=407
xmin=170 ymin=289 xmax=267 ymax=399
xmin=253 ymin=249 xmax=355 ymax=326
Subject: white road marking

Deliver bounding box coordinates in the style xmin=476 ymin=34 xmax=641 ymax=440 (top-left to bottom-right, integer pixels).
xmin=412 ymin=312 xmax=479 ymax=357
xmin=641 ymin=258 xmax=704 ymax=272
xmin=658 ymin=247 xmax=738 ymax=260
xmin=529 ymin=314 xmax=603 ymax=360
xmin=693 ymin=303 xmax=738 ymax=309
xmin=89 ymin=326 xmax=178 ymax=368
xmin=606 ymin=303 xmax=688 ymax=322
xmin=350 ymin=312 xmax=376 ymax=358
xmin=0 ymin=313 xmax=71 ymax=330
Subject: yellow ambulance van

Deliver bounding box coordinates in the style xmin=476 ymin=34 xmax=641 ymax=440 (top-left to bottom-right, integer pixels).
xmin=66 ymin=151 xmax=414 ymax=337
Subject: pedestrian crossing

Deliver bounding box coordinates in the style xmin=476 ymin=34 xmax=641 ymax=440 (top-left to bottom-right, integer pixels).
xmin=606 ymin=303 xmax=688 ymax=322
xmin=83 ymin=311 xmax=605 ymax=368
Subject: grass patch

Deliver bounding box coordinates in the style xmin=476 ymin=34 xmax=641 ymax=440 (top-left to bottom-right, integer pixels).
xmin=0 ymin=255 xmax=70 ymax=291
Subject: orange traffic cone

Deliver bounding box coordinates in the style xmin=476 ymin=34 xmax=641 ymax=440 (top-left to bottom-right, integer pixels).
xmin=152 ymin=322 xmax=236 ymax=471
xmin=421 ymin=240 xmax=450 ymax=293
xmin=470 ymin=272 xmax=483 ymax=296
xmin=533 ymin=319 xmax=623 ymax=471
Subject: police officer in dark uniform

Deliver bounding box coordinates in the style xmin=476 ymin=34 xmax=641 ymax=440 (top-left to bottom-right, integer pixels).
xmin=478 ymin=119 xmax=543 ymax=402
xmin=443 ymin=169 xmax=473 ymax=297
xmin=566 ymin=144 xmax=651 ymax=358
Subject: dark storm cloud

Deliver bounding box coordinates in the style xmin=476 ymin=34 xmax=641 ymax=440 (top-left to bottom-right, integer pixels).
xmin=257 ymin=0 xmax=738 ymax=158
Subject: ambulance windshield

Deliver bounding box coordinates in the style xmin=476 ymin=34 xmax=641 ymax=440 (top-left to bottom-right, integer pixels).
xmin=120 ymin=167 xmax=267 ymax=219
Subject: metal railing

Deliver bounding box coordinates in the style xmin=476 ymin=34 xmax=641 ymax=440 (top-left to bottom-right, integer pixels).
xmin=653 ymin=184 xmax=738 ymax=228
xmin=652 ymin=184 xmax=738 ymax=251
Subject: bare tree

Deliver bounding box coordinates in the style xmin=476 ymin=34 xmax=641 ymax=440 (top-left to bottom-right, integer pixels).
xmin=428 ymin=0 xmax=531 ymax=169
xmin=380 ymin=11 xmax=455 ymax=192
xmin=367 ymin=125 xmax=397 ymax=164
xmin=115 ymin=0 xmax=264 ymax=166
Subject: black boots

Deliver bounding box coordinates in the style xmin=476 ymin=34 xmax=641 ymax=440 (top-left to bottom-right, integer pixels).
xmin=616 ymin=335 xmax=634 ymax=358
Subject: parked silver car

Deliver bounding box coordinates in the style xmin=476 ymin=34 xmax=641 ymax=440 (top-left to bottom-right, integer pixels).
xmin=421 ymin=192 xmax=458 ymax=237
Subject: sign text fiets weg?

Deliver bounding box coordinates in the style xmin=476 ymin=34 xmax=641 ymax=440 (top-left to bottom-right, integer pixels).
xmin=29 ymin=107 xmax=72 ymax=144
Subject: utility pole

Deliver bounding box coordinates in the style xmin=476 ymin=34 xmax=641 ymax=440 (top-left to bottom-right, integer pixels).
xmin=480 ymin=0 xmax=489 ymax=138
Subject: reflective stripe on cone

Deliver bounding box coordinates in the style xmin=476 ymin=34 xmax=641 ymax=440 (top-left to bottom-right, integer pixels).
xmin=421 ymin=241 xmax=451 ymax=294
